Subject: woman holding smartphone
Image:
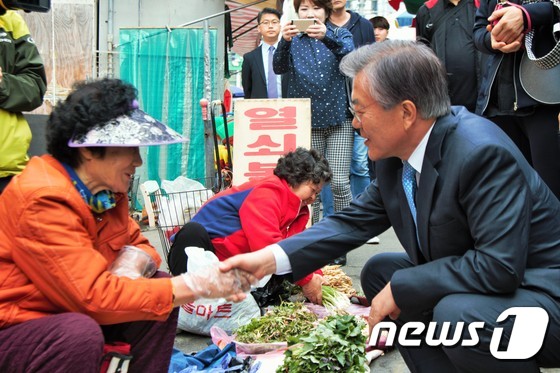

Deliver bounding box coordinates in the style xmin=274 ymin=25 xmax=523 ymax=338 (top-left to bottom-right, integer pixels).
xmin=274 ymin=0 xmax=355 ymax=226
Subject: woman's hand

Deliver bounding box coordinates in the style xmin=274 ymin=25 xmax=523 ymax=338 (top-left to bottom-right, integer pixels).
xmin=302 ymin=273 xmax=324 ymax=304
xmin=171 ymin=264 xmax=258 ymax=307
xmin=306 ymin=18 xmax=327 ymax=40
xmin=488 ymin=6 xmax=524 ymax=45
xmin=282 ymin=22 xmax=299 ymax=42
xmin=489 ymin=30 xmax=523 ymax=53
xmin=108 ymin=245 xmax=157 ymax=279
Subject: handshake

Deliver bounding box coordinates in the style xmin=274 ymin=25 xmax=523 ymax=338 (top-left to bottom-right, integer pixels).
xmin=181 ymin=265 xmax=257 ymax=300
xmin=109 ymin=245 xmax=257 ymax=304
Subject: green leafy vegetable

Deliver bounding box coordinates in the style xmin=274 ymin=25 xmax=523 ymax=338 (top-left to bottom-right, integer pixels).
xmin=234 ymin=302 xmax=317 ymax=343
xmin=277 ymin=314 xmax=368 ymax=372
xmin=322 ymin=285 xmax=351 ymax=314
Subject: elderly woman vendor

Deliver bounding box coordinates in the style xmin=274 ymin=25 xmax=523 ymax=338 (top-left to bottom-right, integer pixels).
xmin=0 ymin=78 xmax=255 ymax=372
xmin=168 ymin=147 xmax=332 ymax=305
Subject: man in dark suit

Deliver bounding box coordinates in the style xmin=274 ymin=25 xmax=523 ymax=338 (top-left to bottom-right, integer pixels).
xmin=241 ymin=8 xmax=288 ymax=99
xmin=222 ymin=40 xmax=560 ymax=371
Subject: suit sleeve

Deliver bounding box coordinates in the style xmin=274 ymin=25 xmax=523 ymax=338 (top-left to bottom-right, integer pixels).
xmin=241 ymin=53 xmax=252 ymax=99
xmin=279 ymin=180 xmax=392 ymax=281
xmin=391 ymin=145 xmax=533 ymax=313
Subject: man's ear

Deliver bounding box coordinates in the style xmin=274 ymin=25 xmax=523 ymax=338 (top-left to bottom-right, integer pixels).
xmin=401 ymin=100 xmax=417 ymax=132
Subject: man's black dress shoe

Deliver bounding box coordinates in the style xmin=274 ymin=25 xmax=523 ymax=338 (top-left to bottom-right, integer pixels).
xmin=331 ymin=255 xmax=347 ymax=266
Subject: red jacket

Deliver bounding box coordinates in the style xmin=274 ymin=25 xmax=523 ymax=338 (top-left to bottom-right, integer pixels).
xmin=192 ymin=176 xmax=321 ymax=285
xmin=0 ymin=155 xmax=173 ymax=328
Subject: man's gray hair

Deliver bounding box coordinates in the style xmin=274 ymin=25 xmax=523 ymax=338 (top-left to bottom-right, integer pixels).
xmin=340 ymin=40 xmax=451 ymax=119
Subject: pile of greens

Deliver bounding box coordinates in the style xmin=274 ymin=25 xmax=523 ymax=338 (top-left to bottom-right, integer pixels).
xmin=277 ymin=314 xmax=368 ymax=372
xmin=234 ymin=302 xmax=317 ymax=343
xmin=322 ymin=285 xmax=351 ymax=314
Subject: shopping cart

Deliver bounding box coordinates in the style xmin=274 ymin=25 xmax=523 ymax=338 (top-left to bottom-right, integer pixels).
xmin=143 ymin=177 xmax=215 ymax=263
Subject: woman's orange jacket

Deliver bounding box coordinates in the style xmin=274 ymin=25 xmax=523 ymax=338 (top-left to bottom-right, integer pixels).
xmin=0 ymin=155 xmax=174 ymax=329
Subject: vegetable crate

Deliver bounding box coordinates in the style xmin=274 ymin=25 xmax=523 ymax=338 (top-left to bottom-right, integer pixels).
xmin=145 ymin=177 xmax=216 ymax=263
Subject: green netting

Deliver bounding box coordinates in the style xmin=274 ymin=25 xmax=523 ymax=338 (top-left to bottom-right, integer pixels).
xmin=119 ymin=27 xmax=218 ymax=185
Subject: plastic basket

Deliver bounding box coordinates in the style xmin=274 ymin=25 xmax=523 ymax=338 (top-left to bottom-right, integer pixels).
xmin=147 ymin=178 xmax=215 ymax=261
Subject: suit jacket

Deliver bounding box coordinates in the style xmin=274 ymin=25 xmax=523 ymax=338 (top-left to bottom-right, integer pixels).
xmin=241 ymin=44 xmax=288 ymax=99
xmin=278 ymin=106 xmax=560 ymax=313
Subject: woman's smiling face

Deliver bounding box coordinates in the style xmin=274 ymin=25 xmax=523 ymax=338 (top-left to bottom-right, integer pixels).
xmin=80 ymin=147 xmax=143 ymax=195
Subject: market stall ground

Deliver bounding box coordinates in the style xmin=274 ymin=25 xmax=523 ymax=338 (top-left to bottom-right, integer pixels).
xmin=141 ymin=225 xmax=560 ymax=372
xmin=141 ymin=226 xmax=410 ymax=372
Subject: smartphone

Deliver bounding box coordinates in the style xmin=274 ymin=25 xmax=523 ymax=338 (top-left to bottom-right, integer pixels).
xmin=291 ymin=19 xmax=316 ymax=33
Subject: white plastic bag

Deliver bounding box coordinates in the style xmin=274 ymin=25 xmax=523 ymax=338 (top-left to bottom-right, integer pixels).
xmin=161 ymin=176 xmax=212 ymax=210
xmin=177 ymin=247 xmax=261 ymax=336
xmin=157 ymin=195 xmax=184 ymax=227
xmin=158 ymin=176 xmax=212 ymax=228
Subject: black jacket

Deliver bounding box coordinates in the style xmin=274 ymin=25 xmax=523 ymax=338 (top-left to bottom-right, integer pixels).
xmin=416 ymin=0 xmax=483 ymax=111
xmin=344 ymin=10 xmax=375 ymax=48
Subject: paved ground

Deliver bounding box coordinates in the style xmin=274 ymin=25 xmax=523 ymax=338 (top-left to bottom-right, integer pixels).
xmin=142 ymin=225 xmax=410 ymax=372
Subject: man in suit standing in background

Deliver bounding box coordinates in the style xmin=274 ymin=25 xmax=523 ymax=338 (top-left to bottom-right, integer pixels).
xmin=222 ymin=40 xmax=560 ymax=371
xmin=241 ymin=8 xmax=287 ymax=99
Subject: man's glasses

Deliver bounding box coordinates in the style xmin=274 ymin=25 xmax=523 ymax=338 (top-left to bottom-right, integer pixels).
xmin=348 ymin=105 xmax=362 ymax=123
xmin=259 ymin=20 xmax=280 ymax=26
xmin=348 ymin=102 xmax=375 ymax=123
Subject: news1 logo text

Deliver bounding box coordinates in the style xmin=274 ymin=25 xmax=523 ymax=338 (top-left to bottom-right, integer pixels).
xmin=370 ymin=307 xmax=549 ymax=359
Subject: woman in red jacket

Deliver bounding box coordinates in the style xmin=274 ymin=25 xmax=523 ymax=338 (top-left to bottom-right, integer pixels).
xmin=0 ymin=78 xmax=255 ymax=373
xmin=168 ymin=148 xmax=332 ymax=305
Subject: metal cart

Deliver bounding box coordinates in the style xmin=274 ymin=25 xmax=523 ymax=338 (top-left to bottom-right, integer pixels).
xmin=144 ymin=178 xmax=215 ymax=261
xmin=144 ymin=100 xmax=233 ymax=265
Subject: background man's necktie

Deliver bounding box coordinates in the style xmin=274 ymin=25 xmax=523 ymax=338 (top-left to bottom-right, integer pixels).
xmin=402 ymin=161 xmax=418 ymax=226
xmin=267 ymin=46 xmax=278 ymax=98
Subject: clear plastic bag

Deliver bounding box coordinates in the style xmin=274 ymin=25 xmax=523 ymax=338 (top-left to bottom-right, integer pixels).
xmin=108 ymin=245 xmax=157 ymax=279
